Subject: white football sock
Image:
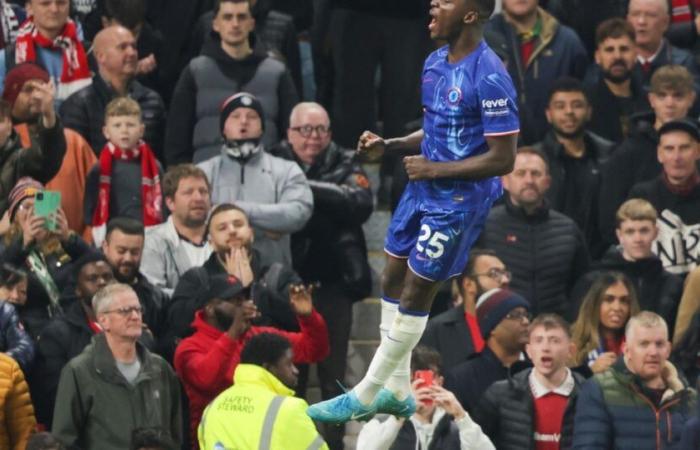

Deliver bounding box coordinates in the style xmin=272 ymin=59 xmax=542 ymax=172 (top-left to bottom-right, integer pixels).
xmin=379 ymin=296 xmax=399 ymax=339
xmin=354 ymin=308 xmax=429 ymax=405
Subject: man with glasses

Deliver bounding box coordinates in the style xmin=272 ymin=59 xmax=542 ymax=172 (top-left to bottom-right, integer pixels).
xmin=421 ymin=249 xmax=511 ymax=371
xmin=444 ymin=288 xmax=531 ymax=414
xmin=270 ymin=101 xmax=373 ymax=449
xmin=198 ymin=92 xmax=312 ymax=268
xmin=479 ymin=147 xmax=590 ymax=320
xmin=52 ymin=283 xmax=182 ymax=450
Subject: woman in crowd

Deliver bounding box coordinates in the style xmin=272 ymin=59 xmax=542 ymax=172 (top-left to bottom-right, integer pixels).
xmin=0 ymin=178 xmax=90 ymax=339
xmin=571 ymin=272 xmax=640 ymax=377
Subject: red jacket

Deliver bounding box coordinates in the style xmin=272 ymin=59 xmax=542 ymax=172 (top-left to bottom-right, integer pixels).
xmin=174 ymin=309 xmax=329 ymax=448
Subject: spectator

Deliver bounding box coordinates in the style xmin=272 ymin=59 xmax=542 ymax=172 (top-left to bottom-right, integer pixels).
xmin=0 ymin=264 xmax=27 ymax=308
xmin=0 ymin=1 xmax=25 ymax=50
xmin=1 ymin=178 xmax=91 ymax=339
xmin=141 ymin=164 xmax=212 ymax=296
xmin=31 ymin=252 xmax=114 ymax=426
xmin=0 ymin=0 xmax=92 ymax=107
xmin=357 ymin=346 xmax=495 ymax=450
xmin=0 ymin=352 xmax=36 ymax=450
xmin=165 ymin=0 xmax=298 ymax=164
xmin=572 ymin=199 xmax=682 ymax=329
xmin=627 ymin=0 xmax=700 ymax=92
xmin=101 ymin=217 xmax=167 ymax=343
xmin=421 ymin=249 xmax=510 ymax=372
xmin=165 ymin=204 xmax=302 ymax=361
xmin=0 ymin=94 xmax=65 ymax=219
xmin=7 ymin=63 xmax=95 ymax=238
xmin=585 ymin=18 xmax=650 ymax=143
xmin=672 ymin=311 xmax=700 ymax=386
xmin=534 ymin=77 xmax=614 ymax=253
xmin=478 ymin=147 xmax=590 ymax=318
xmin=475 ymin=314 xmax=584 ymax=450
xmin=174 ymin=273 xmax=329 ymax=448
xmin=83 ymin=97 xmax=164 ymax=246
xmin=269 ymin=101 xmax=372 ymax=446
xmin=0 ymin=298 xmax=33 ymax=374
xmin=60 ymin=25 xmax=166 ymax=160
xmin=198 ymin=92 xmax=312 ymax=267
xmin=598 ymin=64 xmax=696 ymax=248
xmin=52 ymin=283 xmax=182 ymax=449
xmin=485 ymin=0 xmax=588 ymax=144
xmin=572 ymin=311 xmax=696 ymax=449
xmin=630 ymin=118 xmax=700 ymax=276
xmin=26 ymin=432 xmax=65 ymax=450
xmin=445 ymin=289 xmax=531 ymax=414
xmin=130 ymin=427 xmax=177 ymax=450
xmin=571 ymin=272 xmax=640 ymax=377
xmin=190 ymin=0 xmax=303 ymax=95
xmin=673 ymin=266 xmax=700 ymax=343
xmin=198 ymin=333 xmax=327 ymax=450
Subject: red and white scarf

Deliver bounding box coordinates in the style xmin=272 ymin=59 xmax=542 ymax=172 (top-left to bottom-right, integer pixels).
xmin=91 ymin=141 xmax=163 ymax=245
xmin=14 ymin=16 xmax=91 ymax=99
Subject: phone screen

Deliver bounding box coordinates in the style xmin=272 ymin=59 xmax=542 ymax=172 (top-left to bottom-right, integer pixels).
xmin=34 ymin=191 xmax=61 ymax=231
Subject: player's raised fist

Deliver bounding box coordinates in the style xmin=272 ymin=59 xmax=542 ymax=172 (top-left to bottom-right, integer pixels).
xmin=357 ymin=130 xmax=386 ymax=162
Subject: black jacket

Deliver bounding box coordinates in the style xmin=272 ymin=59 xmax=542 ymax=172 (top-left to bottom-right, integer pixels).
xmin=598 ymin=112 xmax=662 ymax=248
xmin=164 ymin=250 xmax=300 ymax=360
xmin=478 ymin=198 xmax=590 ymax=318
xmin=59 ymin=73 xmax=167 ymax=160
xmin=130 ymin=273 xmax=168 ymax=345
xmin=474 ymin=368 xmax=585 ymax=450
xmin=0 ymin=120 xmax=66 ymax=217
xmin=420 ymin=306 xmax=477 ymax=372
xmin=571 ymin=248 xmax=683 ymax=331
xmin=534 ymin=130 xmax=614 ymax=255
xmin=270 ymin=140 xmax=373 ymax=299
xmin=444 ymin=347 xmax=531 ymax=415
xmin=0 ymin=301 xmax=34 ymax=374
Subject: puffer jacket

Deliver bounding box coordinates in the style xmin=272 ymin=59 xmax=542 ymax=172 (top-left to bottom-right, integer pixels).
xmin=485 ymin=7 xmax=588 ymax=144
xmin=474 ymin=368 xmax=585 ymax=450
xmin=0 ymin=301 xmax=34 ymax=374
xmin=0 ymin=352 xmax=36 ymax=450
xmin=572 ymin=358 xmax=697 ymax=449
xmin=478 ymin=197 xmax=590 ymax=318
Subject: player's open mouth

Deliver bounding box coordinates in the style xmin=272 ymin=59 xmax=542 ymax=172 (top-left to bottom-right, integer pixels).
xmin=429 ymin=17 xmax=437 ymax=31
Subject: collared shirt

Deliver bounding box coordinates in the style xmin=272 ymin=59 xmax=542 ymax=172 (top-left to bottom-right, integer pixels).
xmin=637 ymin=41 xmax=664 ymax=69
xmin=529 ymin=368 xmax=576 ymax=399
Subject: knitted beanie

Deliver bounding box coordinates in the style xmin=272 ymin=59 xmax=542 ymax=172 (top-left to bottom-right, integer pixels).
xmin=8 ymin=177 xmax=43 ymax=221
xmin=3 ymin=62 xmax=50 ymax=106
xmin=476 ymin=288 xmax=530 ymax=339
xmin=219 ymin=92 xmax=265 ymax=135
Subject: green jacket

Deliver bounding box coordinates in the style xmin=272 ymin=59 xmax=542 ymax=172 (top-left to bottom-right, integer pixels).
xmin=52 ymin=333 xmax=182 ymax=450
xmin=198 ymin=364 xmax=327 ymax=450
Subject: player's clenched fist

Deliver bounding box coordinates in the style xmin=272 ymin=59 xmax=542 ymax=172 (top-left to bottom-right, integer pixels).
xmin=404 ymin=155 xmax=436 ymax=180
xmin=357 ymin=130 xmax=386 ymax=161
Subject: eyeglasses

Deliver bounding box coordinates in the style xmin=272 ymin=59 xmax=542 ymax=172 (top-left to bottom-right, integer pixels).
xmin=473 ymin=268 xmax=511 ymax=281
xmin=505 ymin=310 xmax=531 ymax=322
xmin=103 ymin=305 xmax=143 ymax=317
xmin=290 ymin=125 xmax=331 ymax=138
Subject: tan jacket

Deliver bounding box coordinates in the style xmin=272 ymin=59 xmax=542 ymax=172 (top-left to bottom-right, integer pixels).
xmin=0 ymin=353 xmax=36 ymax=450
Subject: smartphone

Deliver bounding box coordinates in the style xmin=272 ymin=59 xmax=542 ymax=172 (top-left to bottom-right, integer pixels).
xmin=414 ymin=370 xmax=434 ymax=406
xmin=34 ymin=191 xmax=61 ymax=231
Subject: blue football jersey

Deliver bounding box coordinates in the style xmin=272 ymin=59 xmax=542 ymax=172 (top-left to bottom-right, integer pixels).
xmin=414 ymin=40 xmax=519 ymax=211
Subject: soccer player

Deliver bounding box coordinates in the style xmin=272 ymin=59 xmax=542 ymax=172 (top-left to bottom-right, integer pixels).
xmin=307 ymin=0 xmax=520 ymax=423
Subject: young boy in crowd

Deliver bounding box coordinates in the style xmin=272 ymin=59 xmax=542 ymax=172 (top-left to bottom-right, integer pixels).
xmin=83 ymin=97 xmax=163 ymax=246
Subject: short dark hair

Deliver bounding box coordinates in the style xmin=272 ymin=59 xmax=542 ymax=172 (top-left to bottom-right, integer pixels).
xmin=411 ymin=345 xmax=443 ymax=375
xmin=547 ymin=77 xmax=588 ymax=105
xmin=130 ymin=427 xmax=176 ymax=450
xmin=214 ymin=0 xmax=251 ymax=15
xmin=471 ymin=0 xmax=496 ymax=23
xmin=0 ymin=263 xmax=27 ymax=288
xmin=27 ymin=432 xmax=65 ymax=450
xmin=162 ymin=164 xmax=210 ymax=199
xmin=206 ymin=203 xmax=247 ymax=231
xmin=529 ymin=313 xmax=572 ymax=338
xmin=454 ymin=248 xmax=499 ymax=299
xmin=516 ymin=146 xmax=550 ymax=171
xmin=595 ymin=17 xmax=635 ymax=47
xmin=103 ymin=0 xmax=146 ymax=30
xmin=240 ymin=333 xmax=291 ymax=367
xmin=105 ymin=217 xmax=145 ymax=240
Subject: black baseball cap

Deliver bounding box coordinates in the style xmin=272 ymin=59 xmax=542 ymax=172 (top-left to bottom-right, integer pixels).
xmin=206 ymin=274 xmax=249 ymax=303
xmin=658 ymin=118 xmax=700 ymax=142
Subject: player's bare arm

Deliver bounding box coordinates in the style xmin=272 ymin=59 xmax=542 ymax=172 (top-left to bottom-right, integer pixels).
xmin=403 ymin=133 xmax=517 ymax=180
xmin=357 ymin=130 xmax=424 ymax=161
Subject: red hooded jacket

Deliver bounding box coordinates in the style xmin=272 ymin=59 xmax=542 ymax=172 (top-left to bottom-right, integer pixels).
xmin=174 ymin=309 xmax=329 ymax=448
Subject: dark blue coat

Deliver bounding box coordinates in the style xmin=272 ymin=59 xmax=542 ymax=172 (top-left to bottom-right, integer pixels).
xmin=0 ymin=301 xmax=34 ymax=373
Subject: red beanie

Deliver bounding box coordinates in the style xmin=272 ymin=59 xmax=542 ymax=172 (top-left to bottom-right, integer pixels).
xmin=3 ymin=63 xmax=50 ymax=106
